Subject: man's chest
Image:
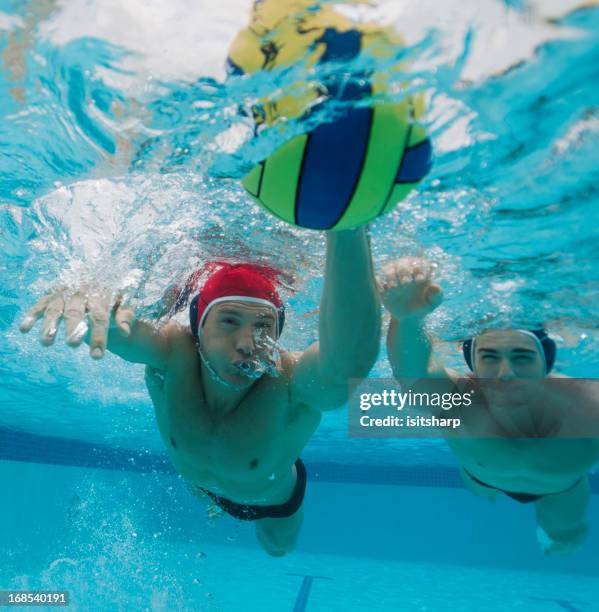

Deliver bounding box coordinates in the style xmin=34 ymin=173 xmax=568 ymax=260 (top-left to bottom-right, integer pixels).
xmin=157 ymin=364 xmax=300 ymax=477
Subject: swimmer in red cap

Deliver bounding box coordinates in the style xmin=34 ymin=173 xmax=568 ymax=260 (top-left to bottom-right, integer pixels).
xmin=186 ymin=262 xmax=287 ymax=390
xmin=20 ymin=229 xmax=381 ymax=556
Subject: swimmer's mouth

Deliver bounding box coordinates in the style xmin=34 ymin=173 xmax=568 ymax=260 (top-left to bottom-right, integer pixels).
xmin=233 ymin=359 xmax=272 ymax=380
xmin=233 ymin=360 xmax=262 ymax=378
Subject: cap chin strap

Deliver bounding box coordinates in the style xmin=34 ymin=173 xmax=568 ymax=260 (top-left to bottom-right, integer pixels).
xmin=471 ymin=329 xmax=547 ymax=377
xmin=197 ymin=344 xmax=253 ymax=392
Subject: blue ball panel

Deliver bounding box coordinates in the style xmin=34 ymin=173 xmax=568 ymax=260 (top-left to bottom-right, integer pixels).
xmin=296 ymin=107 xmax=372 ymax=229
xmin=396 ymin=138 xmax=433 ymax=183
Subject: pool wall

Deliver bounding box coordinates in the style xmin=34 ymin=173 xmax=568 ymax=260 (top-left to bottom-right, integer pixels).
xmin=1 ymin=456 xmax=597 ymax=579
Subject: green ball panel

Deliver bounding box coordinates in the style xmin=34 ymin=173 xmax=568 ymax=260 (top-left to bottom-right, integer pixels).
xmin=257 ymin=133 xmax=308 ymax=225
xmin=247 ymin=192 xmax=297 ymax=226
xmin=242 ymin=162 xmax=264 ymax=197
xmin=379 ymin=182 xmax=417 ymax=217
xmin=408 ymin=123 xmax=428 ymax=147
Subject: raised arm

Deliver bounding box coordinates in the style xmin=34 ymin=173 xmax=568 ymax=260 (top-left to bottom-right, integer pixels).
xmin=20 ymin=288 xmax=168 ymax=368
xmin=291 ymin=227 xmax=381 ymax=410
xmin=381 ymin=258 xmax=445 ymax=380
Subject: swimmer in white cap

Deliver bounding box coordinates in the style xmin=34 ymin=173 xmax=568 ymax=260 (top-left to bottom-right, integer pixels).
xmin=379 ymin=256 xmax=599 ymax=555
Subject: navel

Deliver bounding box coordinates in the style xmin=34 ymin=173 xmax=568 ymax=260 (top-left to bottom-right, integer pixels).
xmin=249 ymin=458 xmax=259 ymax=470
xmin=170 ymin=436 xmax=177 ymax=448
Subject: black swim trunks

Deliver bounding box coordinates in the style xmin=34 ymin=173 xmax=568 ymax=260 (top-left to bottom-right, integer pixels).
xmin=196 ymin=458 xmax=307 ymax=521
xmin=463 ymin=468 xmax=582 ymax=504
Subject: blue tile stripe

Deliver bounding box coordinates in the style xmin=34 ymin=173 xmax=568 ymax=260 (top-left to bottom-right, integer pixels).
xmin=1 ymin=426 xmax=597 ymax=493
xmin=0 ymin=426 xmax=172 ymax=474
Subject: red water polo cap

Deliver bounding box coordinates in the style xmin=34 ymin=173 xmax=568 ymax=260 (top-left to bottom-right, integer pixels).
xmin=189 ymin=262 xmax=285 ymax=340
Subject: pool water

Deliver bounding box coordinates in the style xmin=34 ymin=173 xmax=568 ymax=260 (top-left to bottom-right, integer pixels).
xmin=1 ymin=1 xmax=598 ymax=610
xmin=2 ymin=458 xmax=599 ymax=611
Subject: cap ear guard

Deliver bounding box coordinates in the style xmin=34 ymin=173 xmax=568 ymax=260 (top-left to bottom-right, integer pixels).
xmin=189 ymin=294 xmax=201 ymax=342
xmin=530 ymin=328 xmax=557 ymax=373
xmin=462 ymin=338 xmax=474 ymax=371
xmin=276 ymin=307 xmax=285 ymax=339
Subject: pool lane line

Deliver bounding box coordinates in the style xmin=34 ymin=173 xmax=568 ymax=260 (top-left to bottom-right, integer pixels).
xmin=287 ymin=574 xmax=332 ymax=612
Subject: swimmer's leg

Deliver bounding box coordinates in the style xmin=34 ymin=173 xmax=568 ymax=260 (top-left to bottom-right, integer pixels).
xmin=255 ymin=507 xmax=303 ymax=557
xmin=535 ymin=475 xmax=590 ymax=555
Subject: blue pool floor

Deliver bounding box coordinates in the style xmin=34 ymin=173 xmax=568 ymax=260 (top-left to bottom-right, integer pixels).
xmin=5 ymin=542 xmax=599 ymax=611
xmin=1 ymin=459 xmax=598 ymax=611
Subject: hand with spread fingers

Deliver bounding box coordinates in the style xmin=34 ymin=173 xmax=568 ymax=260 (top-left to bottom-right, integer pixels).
xmin=378 ymin=257 xmax=443 ymax=321
xmin=19 ymin=287 xmax=135 ymax=360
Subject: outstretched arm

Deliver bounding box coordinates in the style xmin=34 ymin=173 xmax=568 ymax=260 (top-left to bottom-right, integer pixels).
xmin=20 ymin=288 xmax=168 ymax=368
xmin=291 ymin=227 xmax=381 ymax=411
xmin=101 ymin=316 xmax=168 ymax=367
xmin=387 ymin=317 xmax=434 ymax=379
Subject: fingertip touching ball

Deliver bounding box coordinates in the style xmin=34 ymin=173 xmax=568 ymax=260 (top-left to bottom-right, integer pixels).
xmin=228 ymin=0 xmax=433 ymax=231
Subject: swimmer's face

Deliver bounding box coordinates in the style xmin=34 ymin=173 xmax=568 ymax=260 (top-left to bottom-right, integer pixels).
xmin=200 ymin=301 xmax=278 ymax=387
xmin=473 ymin=330 xmax=545 ymax=379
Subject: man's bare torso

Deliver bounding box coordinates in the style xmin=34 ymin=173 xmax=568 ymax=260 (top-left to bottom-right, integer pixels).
xmin=144 ymin=324 xmax=321 ymax=506
xmin=449 ymin=437 xmax=599 ymax=494
xmin=447 ymin=380 xmax=599 ymax=494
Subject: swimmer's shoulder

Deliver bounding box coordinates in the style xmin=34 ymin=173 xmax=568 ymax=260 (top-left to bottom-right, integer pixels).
xmin=158 ymin=319 xmax=192 ymax=337
xmin=445 ymin=367 xmax=463 ymax=383
xmin=445 ymin=368 xmax=484 ymax=392
xmin=157 ymin=321 xmax=197 ymax=355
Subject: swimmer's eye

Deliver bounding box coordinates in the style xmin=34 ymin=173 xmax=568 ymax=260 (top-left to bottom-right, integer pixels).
xmin=254 ymin=322 xmax=273 ymax=331
xmin=480 ymin=354 xmax=499 ymax=361
xmin=220 ymin=317 xmax=240 ymax=326
xmin=512 ymin=355 xmax=534 ymax=364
